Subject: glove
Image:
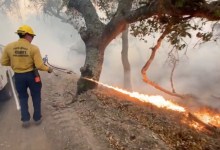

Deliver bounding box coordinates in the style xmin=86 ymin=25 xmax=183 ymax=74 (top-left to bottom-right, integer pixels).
xmin=48 ymin=67 xmax=53 ymax=73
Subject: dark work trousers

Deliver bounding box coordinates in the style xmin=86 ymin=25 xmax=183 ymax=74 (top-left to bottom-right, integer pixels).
xmin=14 ymin=71 xmax=42 ymax=122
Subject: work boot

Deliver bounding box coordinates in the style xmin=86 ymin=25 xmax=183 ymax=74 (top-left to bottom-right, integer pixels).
xmin=22 ymin=121 xmax=30 ymax=128
xmin=34 ymin=118 xmax=42 ymax=125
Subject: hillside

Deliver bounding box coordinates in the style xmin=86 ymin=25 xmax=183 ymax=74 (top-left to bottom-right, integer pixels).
xmin=41 ymin=71 xmax=220 ymax=150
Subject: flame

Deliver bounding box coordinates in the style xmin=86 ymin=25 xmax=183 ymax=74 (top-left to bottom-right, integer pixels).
xmin=194 ymin=111 xmax=220 ymax=127
xmin=87 ymin=78 xmax=185 ymax=112
xmin=189 ymin=121 xmax=205 ymax=131
xmin=85 ymin=78 xmax=220 ymax=129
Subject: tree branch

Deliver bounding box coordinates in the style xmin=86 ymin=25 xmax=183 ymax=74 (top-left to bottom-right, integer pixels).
xmin=68 ymin=0 xmax=104 ymax=31
xmin=99 ymin=0 xmax=133 ymax=51
xmin=125 ymin=0 xmax=220 ymax=24
xmin=141 ymin=24 xmax=186 ymax=99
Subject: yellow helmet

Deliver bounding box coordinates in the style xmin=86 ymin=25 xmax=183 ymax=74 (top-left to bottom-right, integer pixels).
xmin=16 ymin=25 xmax=36 ymax=36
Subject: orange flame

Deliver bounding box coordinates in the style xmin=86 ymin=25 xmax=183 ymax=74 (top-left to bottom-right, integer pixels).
xmin=85 ymin=78 xmax=220 ymax=128
xmin=87 ymin=78 xmax=185 ymax=112
xmin=194 ymin=111 xmax=220 ymax=127
xmin=188 ymin=121 xmax=205 ymax=131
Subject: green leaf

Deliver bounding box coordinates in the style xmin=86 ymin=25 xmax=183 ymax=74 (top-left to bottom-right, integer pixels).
xmin=214 ymin=10 xmax=220 ymax=17
xmin=175 ymin=0 xmax=185 ymax=8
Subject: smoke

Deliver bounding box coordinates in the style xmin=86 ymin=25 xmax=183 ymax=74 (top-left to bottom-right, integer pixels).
xmin=102 ymin=30 xmax=220 ymax=109
xmin=0 ymin=11 xmax=84 ymax=74
xmin=174 ymin=42 xmax=220 ymax=108
xmin=1 ymin=1 xmax=219 ymax=109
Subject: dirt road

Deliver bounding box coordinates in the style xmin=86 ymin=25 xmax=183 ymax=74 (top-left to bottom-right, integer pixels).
xmin=0 ymin=72 xmax=109 ymax=150
xmin=0 ymin=98 xmax=52 ymax=150
xmin=0 ymin=72 xmax=219 ymax=150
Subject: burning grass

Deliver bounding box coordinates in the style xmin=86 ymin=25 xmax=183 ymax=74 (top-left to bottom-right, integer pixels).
xmin=90 ymin=86 xmax=220 ymax=149
xmin=193 ymin=109 xmax=220 ymax=127
xmin=64 ymin=77 xmax=220 ymax=149
xmin=88 ymin=78 xmax=220 ymax=131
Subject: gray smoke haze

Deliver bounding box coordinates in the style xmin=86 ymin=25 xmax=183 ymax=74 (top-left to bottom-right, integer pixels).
xmin=102 ymin=27 xmax=220 ymax=109
xmin=1 ymin=10 xmax=219 ymax=109
xmin=0 ymin=13 xmax=85 ymax=74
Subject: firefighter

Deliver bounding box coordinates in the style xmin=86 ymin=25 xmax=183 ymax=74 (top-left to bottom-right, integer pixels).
xmin=1 ymin=25 xmax=53 ymax=128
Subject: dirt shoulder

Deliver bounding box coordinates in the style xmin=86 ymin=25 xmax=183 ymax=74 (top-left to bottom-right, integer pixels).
xmin=40 ymin=71 xmax=169 ymax=150
xmin=0 ymin=72 xmax=219 ymax=150
xmin=0 ymin=91 xmax=52 ymax=150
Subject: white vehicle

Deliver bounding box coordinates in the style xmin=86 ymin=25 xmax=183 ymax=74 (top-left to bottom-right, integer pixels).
xmin=0 ymin=45 xmax=20 ymax=109
xmin=0 ymin=45 xmax=13 ymax=100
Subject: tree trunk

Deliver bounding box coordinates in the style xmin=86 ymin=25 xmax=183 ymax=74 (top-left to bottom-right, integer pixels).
xmin=121 ymin=25 xmax=132 ymax=91
xmin=67 ymin=0 xmax=133 ymax=95
xmin=170 ymin=59 xmax=177 ymax=93
xmin=76 ymin=45 xmax=104 ymax=95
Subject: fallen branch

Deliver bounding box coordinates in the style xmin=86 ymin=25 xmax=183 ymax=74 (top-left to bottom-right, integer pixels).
xmin=188 ymin=112 xmax=219 ymax=134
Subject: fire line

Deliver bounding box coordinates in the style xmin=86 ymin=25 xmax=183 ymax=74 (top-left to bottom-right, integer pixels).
xmin=84 ymin=78 xmax=185 ymax=112
xmin=83 ymin=78 xmax=220 ymax=129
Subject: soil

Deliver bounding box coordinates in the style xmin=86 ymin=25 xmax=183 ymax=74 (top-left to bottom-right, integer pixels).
xmin=0 ymin=71 xmax=219 ymax=150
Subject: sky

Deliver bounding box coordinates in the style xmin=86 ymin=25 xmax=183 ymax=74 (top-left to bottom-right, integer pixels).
xmin=0 ymin=0 xmax=220 ymax=109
